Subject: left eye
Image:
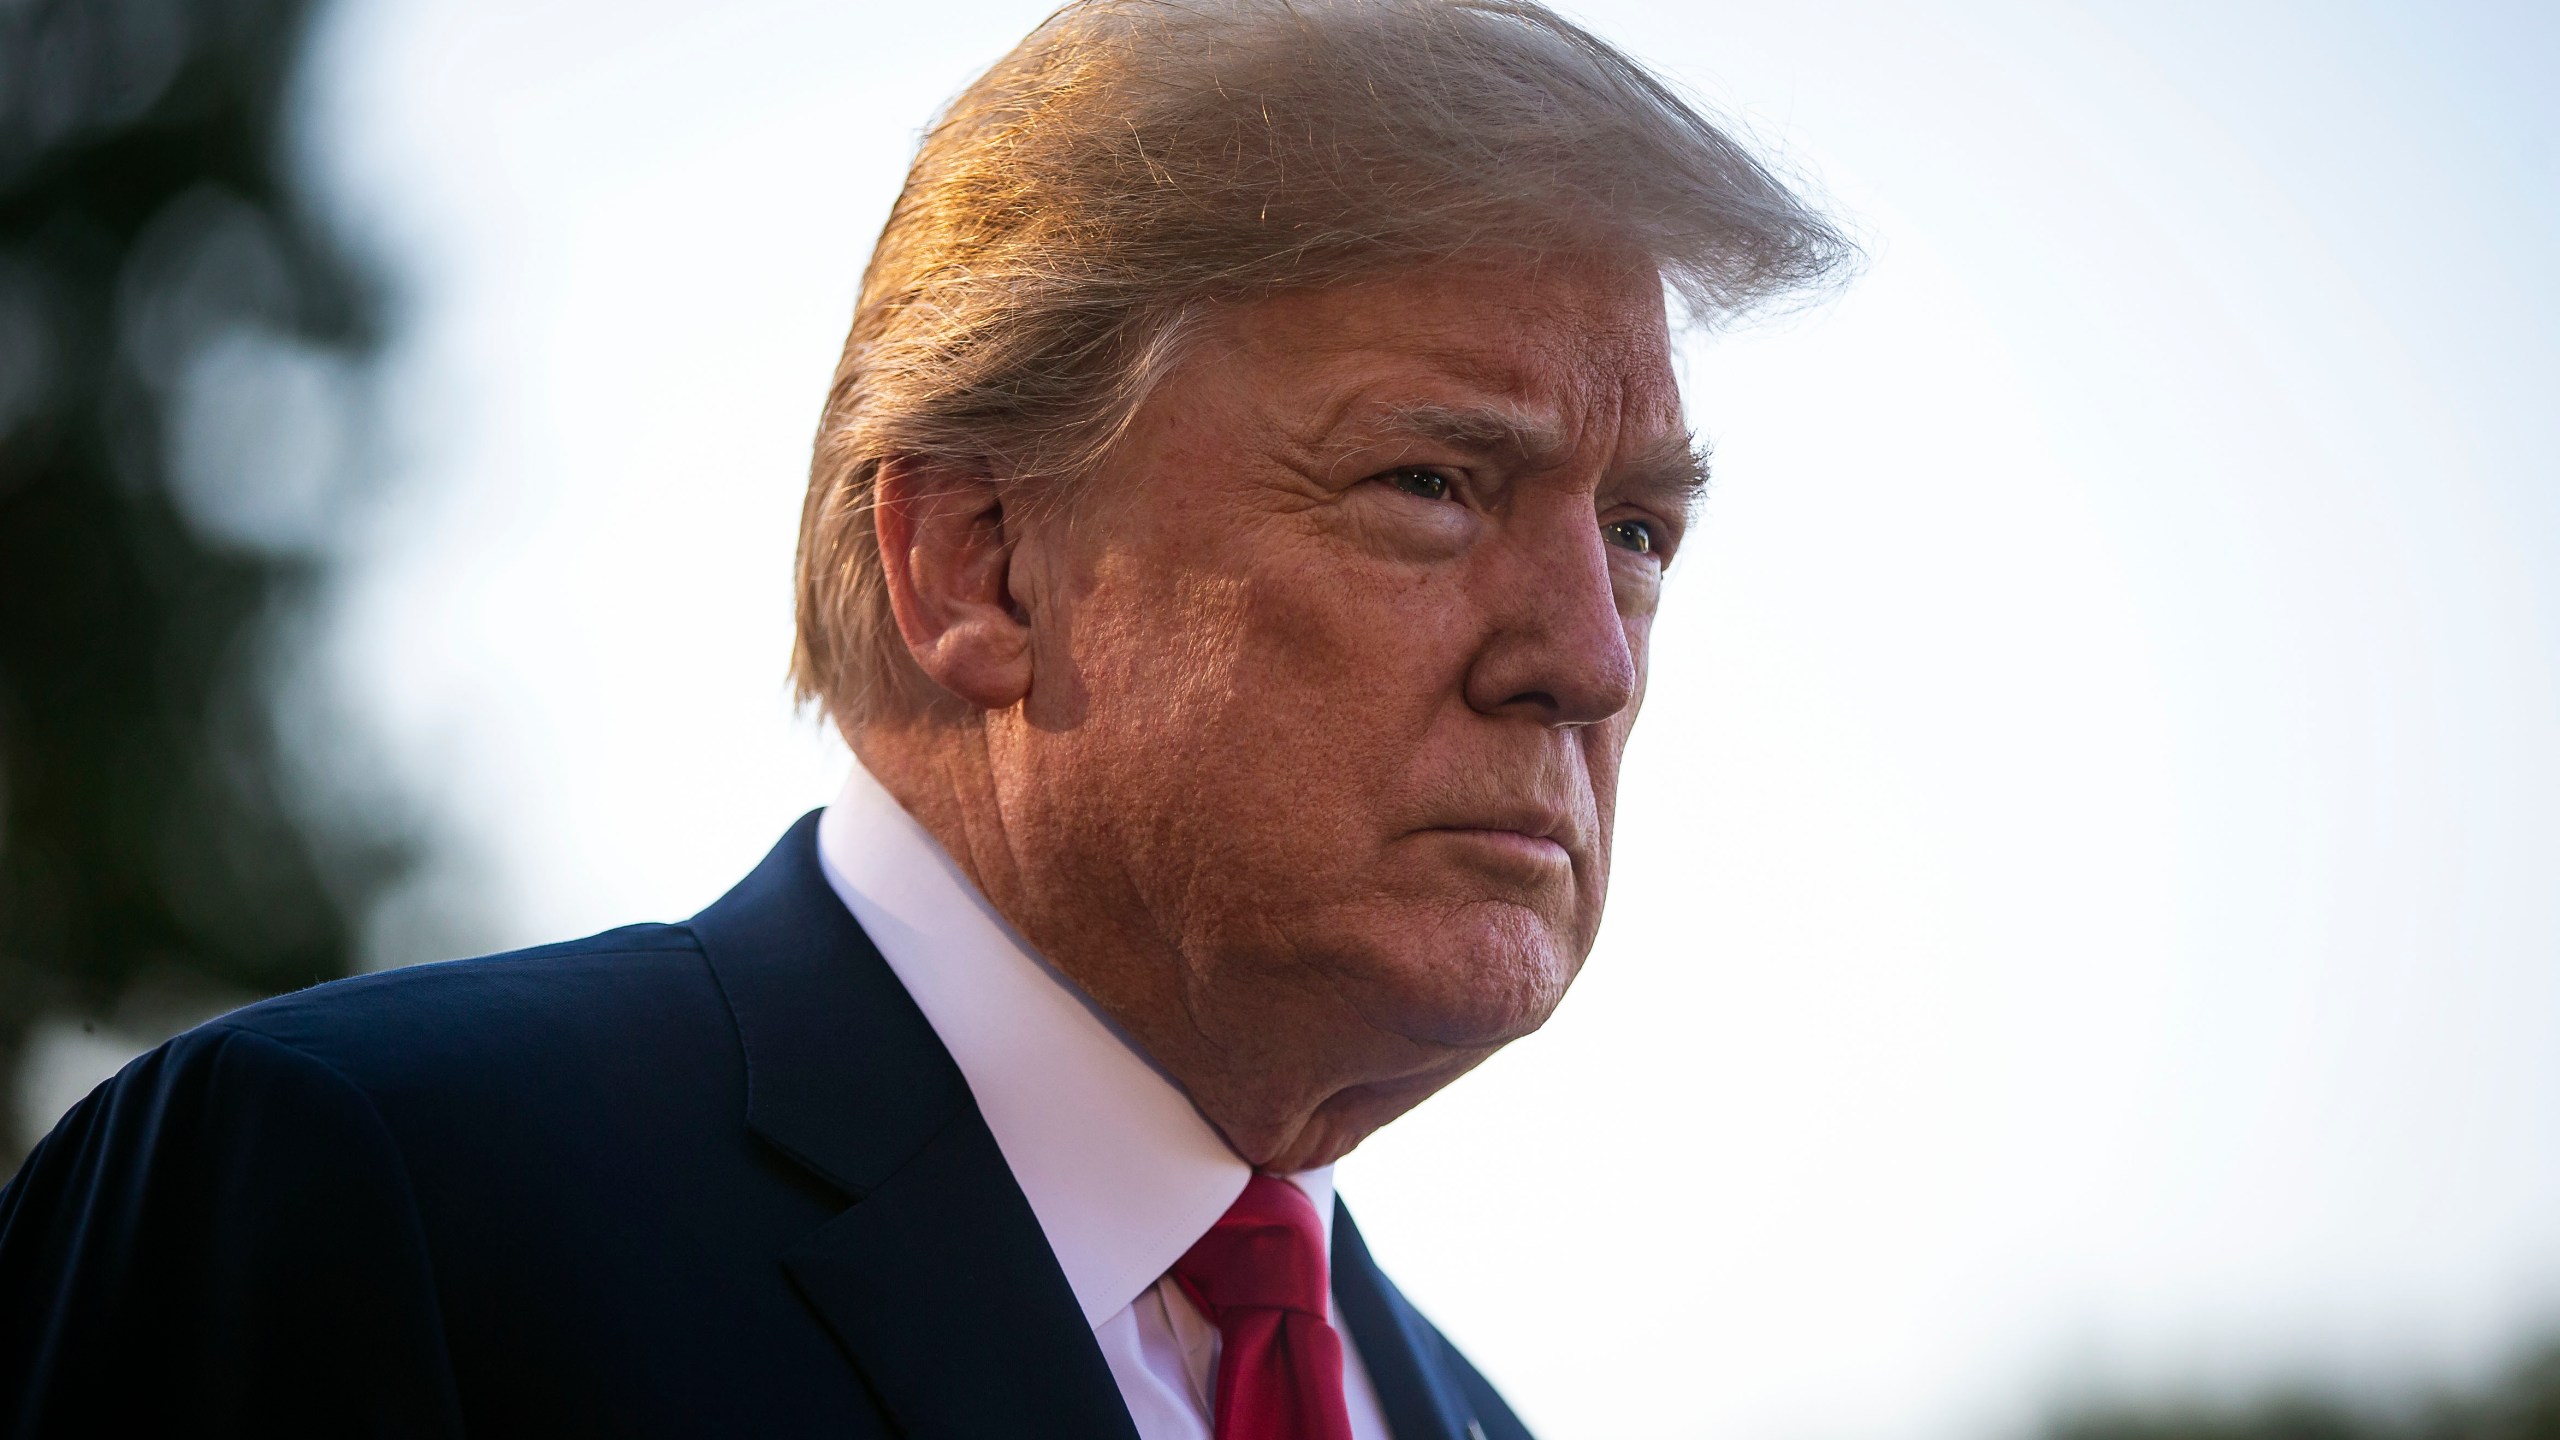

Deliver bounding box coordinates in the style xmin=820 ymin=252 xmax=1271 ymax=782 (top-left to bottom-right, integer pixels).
xmin=1386 ymin=468 xmax=1451 ymax=501
xmin=1603 ymin=519 xmax=1657 ymax=555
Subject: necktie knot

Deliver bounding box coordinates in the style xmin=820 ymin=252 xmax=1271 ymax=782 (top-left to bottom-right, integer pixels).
xmin=1168 ymin=1174 xmax=1355 ymax=1440
xmin=1171 ymin=1174 xmax=1332 ymax=1319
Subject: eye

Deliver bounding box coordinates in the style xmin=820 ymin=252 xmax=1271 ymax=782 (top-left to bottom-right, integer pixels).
xmin=1385 ymin=467 xmax=1452 ymax=501
xmin=1603 ymin=518 xmax=1658 ymax=555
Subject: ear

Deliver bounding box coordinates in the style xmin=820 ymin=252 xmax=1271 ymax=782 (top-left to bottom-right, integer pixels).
xmin=872 ymin=456 xmax=1033 ymax=712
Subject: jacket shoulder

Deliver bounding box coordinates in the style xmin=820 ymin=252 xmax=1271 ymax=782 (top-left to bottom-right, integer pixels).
xmin=209 ymin=922 xmax=721 ymax=1090
xmin=133 ymin=919 xmax=760 ymax=1215
xmin=0 ymin=1022 xmax=467 ymax=1432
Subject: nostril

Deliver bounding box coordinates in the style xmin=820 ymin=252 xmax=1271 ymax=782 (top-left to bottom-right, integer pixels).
xmin=1507 ymin=690 xmax=1559 ymax=713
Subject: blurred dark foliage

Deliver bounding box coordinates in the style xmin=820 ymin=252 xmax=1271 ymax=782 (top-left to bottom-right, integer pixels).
xmin=0 ymin=0 xmax=414 ymax=1151
xmin=2042 ymin=1340 xmax=2560 ymax=1440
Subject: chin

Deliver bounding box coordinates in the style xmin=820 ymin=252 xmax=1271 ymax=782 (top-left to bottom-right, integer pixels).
xmin=1337 ymin=901 xmax=1580 ymax=1049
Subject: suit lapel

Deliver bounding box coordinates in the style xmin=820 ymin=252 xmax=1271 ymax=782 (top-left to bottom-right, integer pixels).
xmin=693 ymin=814 xmax=1138 ymax=1439
xmin=782 ymin=1104 xmax=1140 ymax=1438
xmin=1334 ymin=1201 xmax=1474 ymax=1440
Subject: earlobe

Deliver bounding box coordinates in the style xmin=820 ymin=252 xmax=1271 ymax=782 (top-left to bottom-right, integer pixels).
xmin=873 ymin=457 xmax=1036 ymax=712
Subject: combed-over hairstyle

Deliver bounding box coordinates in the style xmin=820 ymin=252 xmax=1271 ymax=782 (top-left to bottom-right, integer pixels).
xmin=792 ymin=0 xmax=1852 ymax=728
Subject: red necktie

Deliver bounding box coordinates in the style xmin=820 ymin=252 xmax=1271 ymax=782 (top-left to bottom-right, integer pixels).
xmin=1169 ymin=1174 xmax=1356 ymax=1440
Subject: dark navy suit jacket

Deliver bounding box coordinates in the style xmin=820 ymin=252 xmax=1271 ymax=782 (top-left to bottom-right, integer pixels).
xmin=0 ymin=814 xmax=1533 ymax=1438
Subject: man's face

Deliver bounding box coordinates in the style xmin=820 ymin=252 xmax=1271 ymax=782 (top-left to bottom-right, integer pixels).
xmin=996 ymin=253 xmax=1691 ymax=1060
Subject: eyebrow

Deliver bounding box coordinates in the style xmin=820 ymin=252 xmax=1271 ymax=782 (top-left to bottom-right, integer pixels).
xmin=1620 ymin=429 xmax=1714 ymax=520
xmin=1374 ymin=402 xmax=1712 ymax=515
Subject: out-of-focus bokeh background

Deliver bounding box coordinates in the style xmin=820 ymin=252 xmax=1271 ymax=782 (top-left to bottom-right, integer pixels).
xmin=3 ymin=1 xmax=2556 ymax=1438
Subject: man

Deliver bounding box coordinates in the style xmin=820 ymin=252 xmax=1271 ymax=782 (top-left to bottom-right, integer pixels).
xmin=0 ymin=0 xmax=1846 ymax=1434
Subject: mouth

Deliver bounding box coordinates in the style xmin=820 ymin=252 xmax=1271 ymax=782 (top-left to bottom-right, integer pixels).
xmin=1429 ymin=828 xmax=1571 ymax=867
xmin=1416 ymin=811 xmax=1575 ymax=871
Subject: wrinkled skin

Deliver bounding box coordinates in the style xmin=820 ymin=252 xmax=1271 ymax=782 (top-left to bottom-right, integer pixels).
xmin=859 ymin=253 xmax=1696 ymax=1172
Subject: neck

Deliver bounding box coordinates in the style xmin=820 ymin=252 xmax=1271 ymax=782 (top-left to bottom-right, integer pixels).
xmin=851 ymin=720 xmax=1491 ymax=1171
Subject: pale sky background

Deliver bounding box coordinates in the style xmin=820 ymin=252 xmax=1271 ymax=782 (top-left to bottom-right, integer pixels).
xmin=250 ymin=1 xmax=2560 ymax=1436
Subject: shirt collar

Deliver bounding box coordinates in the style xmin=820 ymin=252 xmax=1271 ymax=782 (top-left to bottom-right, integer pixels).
xmin=816 ymin=762 xmax=1334 ymax=1328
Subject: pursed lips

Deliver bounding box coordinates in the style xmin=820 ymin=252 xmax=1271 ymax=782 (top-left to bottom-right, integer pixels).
xmin=1414 ymin=807 xmax=1576 ymax=869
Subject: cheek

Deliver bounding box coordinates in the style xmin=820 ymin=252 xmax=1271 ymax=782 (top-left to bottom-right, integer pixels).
xmin=1016 ymin=559 xmax=1258 ymax=880
xmin=1193 ymin=535 xmax=1471 ymax=761
xmin=1077 ymin=564 xmax=1256 ymax=742
xmin=1095 ymin=548 xmax=1475 ymax=903
xmin=1057 ymin=550 xmax=1393 ymax=830
xmin=1577 ymin=724 xmax=1629 ymax=899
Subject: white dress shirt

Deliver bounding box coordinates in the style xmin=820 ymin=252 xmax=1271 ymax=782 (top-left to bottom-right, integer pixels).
xmin=815 ymin=764 xmax=1394 ymax=1440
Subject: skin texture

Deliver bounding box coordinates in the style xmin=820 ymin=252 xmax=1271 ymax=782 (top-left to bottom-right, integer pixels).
xmin=857 ymin=254 xmax=1696 ymax=1172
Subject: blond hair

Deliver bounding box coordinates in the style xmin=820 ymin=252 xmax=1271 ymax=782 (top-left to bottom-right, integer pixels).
xmin=793 ymin=0 xmax=1852 ymax=728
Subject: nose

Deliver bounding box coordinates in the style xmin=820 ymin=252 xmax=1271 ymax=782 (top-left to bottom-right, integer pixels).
xmin=1461 ymin=506 xmax=1639 ymax=728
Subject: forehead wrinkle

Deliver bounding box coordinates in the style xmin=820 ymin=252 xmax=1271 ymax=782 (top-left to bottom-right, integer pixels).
xmin=1374 ymin=401 xmax=1572 ymax=469
xmin=1276 ymin=387 xmax=1568 ymax=485
xmin=1257 ymin=332 xmax=1686 ymax=490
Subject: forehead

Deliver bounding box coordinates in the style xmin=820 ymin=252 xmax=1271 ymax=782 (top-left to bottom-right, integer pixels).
xmin=1210 ymin=255 xmax=1684 ymax=441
